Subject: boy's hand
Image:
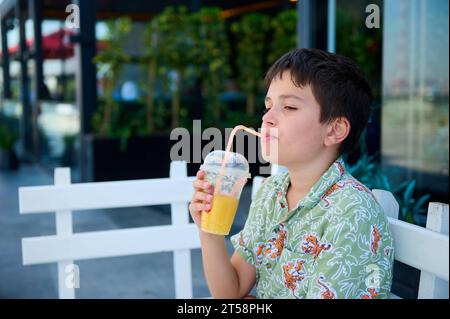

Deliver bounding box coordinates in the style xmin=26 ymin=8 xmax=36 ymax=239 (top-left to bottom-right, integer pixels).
xmin=189 ymin=170 xmax=214 ymax=228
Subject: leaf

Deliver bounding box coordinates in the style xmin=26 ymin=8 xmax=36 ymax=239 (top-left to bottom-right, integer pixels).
xmin=381 ymin=174 xmax=391 ymax=190
xmin=403 ymin=180 xmax=416 ymax=206
xmin=405 ymin=212 xmax=416 ymax=224
xmin=412 ymin=194 xmax=431 ymax=215
xmin=392 ymin=179 xmax=410 ymax=194
xmin=400 ymin=206 xmax=407 ymax=219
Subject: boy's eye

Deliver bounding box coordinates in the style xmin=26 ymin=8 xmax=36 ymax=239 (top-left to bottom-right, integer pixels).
xmin=262 ymin=108 xmax=270 ymax=114
xmin=284 ymin=106 xmax=298 ymax=111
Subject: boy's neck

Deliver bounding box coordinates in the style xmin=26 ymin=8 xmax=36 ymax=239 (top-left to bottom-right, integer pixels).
xmin=286 ymin=153 xmax=338 ymax=195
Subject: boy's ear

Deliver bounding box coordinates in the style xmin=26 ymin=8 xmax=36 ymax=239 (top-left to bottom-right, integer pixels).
xmin=324 ymin=117 xmax=351 ymax=147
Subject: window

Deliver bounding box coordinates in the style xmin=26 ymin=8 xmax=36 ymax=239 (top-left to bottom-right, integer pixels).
xmin=382 ymin=0 xmax=449 ymax=200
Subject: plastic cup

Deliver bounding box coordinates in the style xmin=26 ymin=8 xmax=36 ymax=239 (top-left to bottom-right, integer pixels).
xmin=200 ymin=150 xmax=250 ymax=235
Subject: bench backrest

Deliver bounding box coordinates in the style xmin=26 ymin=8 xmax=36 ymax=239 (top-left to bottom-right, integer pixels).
xmin=19 ymin=162 xmax=449 ymax=299
xmin=19 ymin=161 xmax=199 ymax=299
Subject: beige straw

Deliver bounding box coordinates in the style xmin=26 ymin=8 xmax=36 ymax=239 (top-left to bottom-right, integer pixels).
xmin=214 ymin=125 xmax=262 ymax=196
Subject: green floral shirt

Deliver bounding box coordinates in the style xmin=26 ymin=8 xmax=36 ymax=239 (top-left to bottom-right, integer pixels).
xmin=231 ymin=157 xmax=394 ymax=299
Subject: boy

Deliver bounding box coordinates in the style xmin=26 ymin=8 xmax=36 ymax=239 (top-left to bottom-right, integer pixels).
xmin=189 ymin=48 xmax=394 ymax=299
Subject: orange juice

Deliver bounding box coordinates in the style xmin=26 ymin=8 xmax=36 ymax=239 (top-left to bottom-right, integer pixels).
xmin=201 ymin=194 xmax=239 ymax=235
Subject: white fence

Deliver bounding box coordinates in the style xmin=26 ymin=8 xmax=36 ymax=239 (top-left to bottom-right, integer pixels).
xmin=19 ymin=162 xmax=449 ymax=299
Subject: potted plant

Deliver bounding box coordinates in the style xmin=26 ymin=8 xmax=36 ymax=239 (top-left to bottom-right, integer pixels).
xmin=92 ymin=17 xmax=132 ymax=136
xmin=143 ymin=19 xmax=160 ymax=135
xmin=192 ymin=7 xmax=230 ymax=125
xmin=231 ymin=13 xmax=270 ymax=117
xmin=267 ymin=9 xmax=297 ymax=65
xmin=85 ymin=17 xmax=152 ymax=182
xmin=149 ymin=6 xmax=197 ymax=129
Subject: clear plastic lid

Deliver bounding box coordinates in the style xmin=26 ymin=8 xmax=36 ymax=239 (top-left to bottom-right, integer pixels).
xmin=200 ymin=150 xmax=250 ymax=179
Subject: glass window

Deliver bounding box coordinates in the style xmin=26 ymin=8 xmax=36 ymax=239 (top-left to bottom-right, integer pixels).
xmin=335 ymin=0 xmax=383 ymax=160
xmin=382 ymin=0 xmax=449 ymax=201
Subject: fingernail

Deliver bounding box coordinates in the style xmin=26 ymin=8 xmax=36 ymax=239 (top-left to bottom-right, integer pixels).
xmin=206 ymin=195 xmax=213 ymax=202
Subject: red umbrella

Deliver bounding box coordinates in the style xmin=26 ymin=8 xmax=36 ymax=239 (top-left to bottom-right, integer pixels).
xmin=1 ymin=28 xmax=107 ymax=59
xmin=41 ymin=28 xmax=75 ymax=60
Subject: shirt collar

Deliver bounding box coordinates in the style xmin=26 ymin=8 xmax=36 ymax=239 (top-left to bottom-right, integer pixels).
xmin=274 ymin=156 xmax=346 ymax=210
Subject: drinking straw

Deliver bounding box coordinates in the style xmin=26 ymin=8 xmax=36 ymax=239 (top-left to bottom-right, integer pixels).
xmin=214 ymin=125 xmax=262 ymax=196
xmin=230 ymin=178 xmax=247 ymax=197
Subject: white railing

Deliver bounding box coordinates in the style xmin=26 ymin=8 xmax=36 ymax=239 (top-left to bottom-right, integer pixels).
xmin=19 ymin=161 xmax=199 ymax=299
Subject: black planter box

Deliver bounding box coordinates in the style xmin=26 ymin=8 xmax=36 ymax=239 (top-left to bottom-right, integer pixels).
xmin=84 ymin=133 xmax=271 ymax=182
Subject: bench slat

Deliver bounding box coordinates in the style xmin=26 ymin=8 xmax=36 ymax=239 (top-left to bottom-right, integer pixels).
xmin=170 ymin=161 xmax=193 ymax=299
xmin=19 ymin=177 xmax=195 ymax=214
xmin=389 ymin=217 xmax=449 ymax=281
xmin=22 ymin=224 xmax=200 ymax=265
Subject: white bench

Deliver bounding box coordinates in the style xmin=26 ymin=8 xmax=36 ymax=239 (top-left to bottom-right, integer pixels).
xmin=20 ymin=162 xmax=449 ymax=299
xmin=19 ymin=161 xmax=199 ymax=299
xmin=253 ymin=165 xmax=449 ymax=299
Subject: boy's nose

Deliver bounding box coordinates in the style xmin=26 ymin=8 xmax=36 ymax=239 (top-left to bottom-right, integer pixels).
xmin=262 ymin=108 xmax=277 ymax=127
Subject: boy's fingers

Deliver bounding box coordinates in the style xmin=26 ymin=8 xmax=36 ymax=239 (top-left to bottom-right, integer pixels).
xmin=192 ymin=179 xmax=212 ymax=191
xmin=196 ymin=170 xmax=205 ymax=179
xmin=190 ymin=202 xmax=210 ymax=213
xmin=193 ymin=192 xmax=213 ymax=203
xmin=203 ymin=203 xmax=211 ymax=212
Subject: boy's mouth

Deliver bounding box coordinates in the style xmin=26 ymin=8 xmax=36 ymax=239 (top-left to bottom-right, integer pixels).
xmin=262 ymin=134 xmax=277 ymax=142
xmin=261 ymin=128 xmax=278 ymax=142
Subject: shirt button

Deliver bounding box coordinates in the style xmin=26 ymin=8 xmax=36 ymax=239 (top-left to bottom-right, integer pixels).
xmin=280 ymin=202 xmax=285 ymax=208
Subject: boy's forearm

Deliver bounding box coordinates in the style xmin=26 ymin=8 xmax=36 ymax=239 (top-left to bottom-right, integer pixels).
xmin=199 ymin=231 xmax=241 ymax=298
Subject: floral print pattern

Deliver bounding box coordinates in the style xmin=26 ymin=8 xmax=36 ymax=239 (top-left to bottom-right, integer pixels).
xmin=230 ymin=157 xmax=395 ymax=299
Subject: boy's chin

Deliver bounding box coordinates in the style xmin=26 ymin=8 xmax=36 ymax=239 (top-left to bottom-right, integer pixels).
xmin=260 ymin=142 xmax=279 ymax=164
xmin=261 ymin=152 xmax=279 ymax=164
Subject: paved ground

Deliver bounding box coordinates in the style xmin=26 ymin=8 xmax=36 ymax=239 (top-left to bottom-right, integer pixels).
xmin=0 ymin=164 xmax=254 ymax=299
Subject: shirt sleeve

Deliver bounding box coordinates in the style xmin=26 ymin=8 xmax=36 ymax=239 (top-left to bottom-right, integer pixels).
xmin=230 ymin=178 xmax=269 ymax=267
xmin=304 ymin=206 xmax=395 ymax=299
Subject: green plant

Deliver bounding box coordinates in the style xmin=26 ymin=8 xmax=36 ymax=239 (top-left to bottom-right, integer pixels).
xmin=93 ymin=17 xmax=132 ymax=135
xmin=267 ymin=9 xmax=297 ymax=65
xmin=150 ymin=6 xmax=197 ymax=129
xmin=336 ymin=8 xmax=382 ymax=98
xmin=143 ymin=17 xmax=163 ymax=134
xmin=346 ymin=135 xmax=430 ymax=225
xmin=192 ymin=7 xmax=231 ymax=124
xmin=0 ymin=124 xmax=17 ymax=151
xmin=231 ymin=13 xmax=271 ymax=117
xmin=399 ymin=180 xmax=431 ymax=224
xmin=61 ymin=133 xmax=78 ymax=166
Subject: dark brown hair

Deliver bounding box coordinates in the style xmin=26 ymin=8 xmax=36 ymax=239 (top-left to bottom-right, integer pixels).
xmin=264 ymin=48 xmax=372 ymax=155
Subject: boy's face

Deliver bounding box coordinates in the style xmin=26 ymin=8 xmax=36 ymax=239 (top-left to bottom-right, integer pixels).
xmin=261 ymin=70 xmax=331 ymax=167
